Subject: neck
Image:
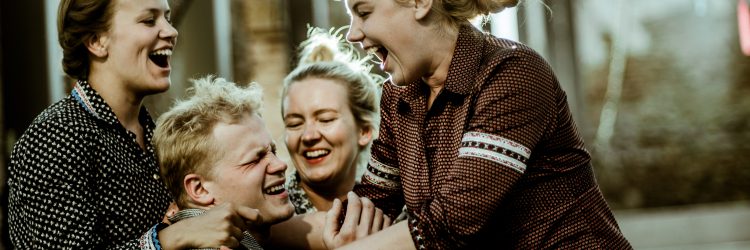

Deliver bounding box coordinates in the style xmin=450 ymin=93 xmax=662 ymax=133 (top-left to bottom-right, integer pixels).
xmin=87 ymin=72 xmax=146 ymax=149
xmin=421 ymin=24 xmax=459 ymax=108
xmin=300 ymin=175 xmax=355 ymax=212
xmin=87 ymin=73 xmax=144 ymax=127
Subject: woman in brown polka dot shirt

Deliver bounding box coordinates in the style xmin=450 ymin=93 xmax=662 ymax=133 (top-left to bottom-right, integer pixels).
xmin=334 ymin=0 xmax=634 ymax=249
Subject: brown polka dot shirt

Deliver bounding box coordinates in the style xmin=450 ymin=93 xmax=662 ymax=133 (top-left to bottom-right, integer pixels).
xmin=354 ymin=24 xmax=632 ymax=249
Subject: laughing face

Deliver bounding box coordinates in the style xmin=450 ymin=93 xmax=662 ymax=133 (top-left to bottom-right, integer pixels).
xmin=345 ymin=0 xmax=431 ymax=86
xmin=98 ymin=0 xmax=177 ymax=95
xmin=283 ymin=78 xmax=371 ymax=191
xmin=203 ymin=113 xmax=294 ymax=225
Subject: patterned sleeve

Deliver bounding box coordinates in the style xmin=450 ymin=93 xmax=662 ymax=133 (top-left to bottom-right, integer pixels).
xmin=7 ymin=117 xmax=159 ymax=250
xmin=410 ymin=49 xmax=558 ymax=248
xmin=352 ymin=82 xmax=405 ymax=219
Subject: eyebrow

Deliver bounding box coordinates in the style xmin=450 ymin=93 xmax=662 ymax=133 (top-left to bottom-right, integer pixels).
xmin=238 ymin=146 xmax=267 ymax=166
xmin=350 ymin=0 xmax=364 ymax=14
xmin=142 ymin=8 xmax=171 ymax=15
xmin=283 ymin=108 xmax=339 ymax=120
xmin=313 ymin=108 xmax=339 ymax=116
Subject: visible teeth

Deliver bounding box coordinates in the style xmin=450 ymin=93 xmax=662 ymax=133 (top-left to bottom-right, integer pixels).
xmin=304 ymin=149 xmax=329 ymax=158
xmin=265 ymin=184 xmax=285 ymax=194
xmin=366 ymin=47 xmax=378 ymax=55
xmin=150 ymin=49 xmax=172 ymax=56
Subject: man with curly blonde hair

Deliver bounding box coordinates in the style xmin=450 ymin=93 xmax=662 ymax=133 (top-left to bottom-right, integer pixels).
xmin=154 ymin=76 xmax=294 ymax=249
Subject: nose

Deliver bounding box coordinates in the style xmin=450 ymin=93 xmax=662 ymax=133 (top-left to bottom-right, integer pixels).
xmin=267 ymin=153 xmax=288 ymax=175
xmin=160 ymin=19 xmax=179 ymax=42
xmin=301 ymin=123 xmax=321 ymax=145
xmin=346 ymin=20 xmax=364 ymax=44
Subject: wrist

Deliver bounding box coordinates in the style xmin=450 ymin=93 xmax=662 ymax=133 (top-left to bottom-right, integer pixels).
xmin=157 ymin=223 xmax=186 ymax=250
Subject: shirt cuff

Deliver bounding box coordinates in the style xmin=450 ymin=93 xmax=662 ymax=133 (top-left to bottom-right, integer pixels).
xmin=406 ymin=211 xmax=427 ymax=250
xmin=138 ymin=222 xmax=169 ymax=250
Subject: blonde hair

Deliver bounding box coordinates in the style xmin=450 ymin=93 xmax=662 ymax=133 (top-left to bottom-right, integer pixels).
xmin=397 ymin=0 xmax=520 ymax=27
xmin=282 ymin=26 xmax=382 ymax=173
xmin=154 ymin=76 xmax=264 ymax=208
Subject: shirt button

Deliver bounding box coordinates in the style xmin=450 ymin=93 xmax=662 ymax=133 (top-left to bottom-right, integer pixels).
xmin=153 ymin=174 xmax=160 ymax=180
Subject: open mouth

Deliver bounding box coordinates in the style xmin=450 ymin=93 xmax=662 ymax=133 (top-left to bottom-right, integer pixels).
xmin=303 ymin=149 xmax=330 ymax=160
xmin=149 ymin=48 xmax=172 ymax=68
xmin=367 ymin=46 xmax=388 ymax=66
xmin=264 ymin=183 xmax=286 ymax=195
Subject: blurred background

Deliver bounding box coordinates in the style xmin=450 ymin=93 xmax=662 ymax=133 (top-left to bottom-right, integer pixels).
xmin=1 ymin=0 xmax=749 ymax=249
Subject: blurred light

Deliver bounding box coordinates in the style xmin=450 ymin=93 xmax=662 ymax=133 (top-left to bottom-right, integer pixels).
xmin=694 ymin=0 xmax=707 ymax=17
xmin=490 ymin=7 xmax=519 ymax=41
xmin=470 ymin=8 xmax=519 ymax=41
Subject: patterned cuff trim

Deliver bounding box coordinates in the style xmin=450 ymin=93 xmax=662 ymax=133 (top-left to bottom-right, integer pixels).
xmin=138 ymin=223 xmax=169 ymax=250
xmin=458 ymin=131 xmax=530 ymax=173
xmin=364 ymin=158 xmax=401 ymax=190
xmin=407 ymin=212 xmax=427 ymax=250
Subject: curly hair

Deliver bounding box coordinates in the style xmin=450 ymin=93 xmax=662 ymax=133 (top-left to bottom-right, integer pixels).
xmin=154 ymin=76 xmax=264 ymax=208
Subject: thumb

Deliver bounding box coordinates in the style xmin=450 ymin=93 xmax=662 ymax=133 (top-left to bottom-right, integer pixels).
xmin=236 ymin=205 xmax=263 ymax=225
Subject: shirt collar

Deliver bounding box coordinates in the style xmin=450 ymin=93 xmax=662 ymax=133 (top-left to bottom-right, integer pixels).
xmin=73 ymin=80 xmax=156 ymax=135
xmin=169 ymin=208 xmax=264 ymax=249
xmin=443 ymin=23 xmax=486 ymax=95
xmin=396 ymin=23 xmax=487 ymax=104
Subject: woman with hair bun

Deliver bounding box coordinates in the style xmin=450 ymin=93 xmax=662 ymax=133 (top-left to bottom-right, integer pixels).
xmin=331 ymin=0 xmax=633 ymax=248
xmin=282 ymin=27 xmax=385 ymax=216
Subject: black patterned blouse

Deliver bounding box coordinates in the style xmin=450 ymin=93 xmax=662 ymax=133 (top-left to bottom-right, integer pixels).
xmin=285 ymin=170 xmax=317 ymax=215
xmin=8 ymin=81 xmax=171 ymax=249
xmin=353 ymin=24 xmax=632 ymax=249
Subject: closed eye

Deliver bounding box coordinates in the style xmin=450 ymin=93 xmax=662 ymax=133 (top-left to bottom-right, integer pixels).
xmin=142 ymin=18 xmax=156 ymax=26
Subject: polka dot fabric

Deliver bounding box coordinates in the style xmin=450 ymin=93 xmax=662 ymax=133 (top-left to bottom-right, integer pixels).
xmin=353 ymin=24 xmax=632 ymax=249
xmin=8 ymin=81 xmax=171 ymax=249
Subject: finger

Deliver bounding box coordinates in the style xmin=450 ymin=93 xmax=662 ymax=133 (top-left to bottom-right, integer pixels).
xmin=356 ymin=197 xmax=375 ymax=238
xmin=341 ymin=192 xmax=362 ymax=235
xmin=219 ymin=246 xmax=232 ymax=250
xmin=371 ymin=207 xmax=384 ymax=232
xmin=229 ymin=225 xmax=244 ymax=243
xmin=323 ymin=198 xmax=343 ymax=248
xmin=235 ymin=205 xmax=263 ymax=225
xmin=221 ymin=235 xmax=240 ymax=249
xmin=383 ymin=213 xmax=392 ymax=228
xmin=217 ymin=203 xmax=247 ymax=231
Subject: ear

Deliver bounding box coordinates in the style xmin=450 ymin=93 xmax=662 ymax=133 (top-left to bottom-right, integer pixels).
xmin=413 ymin=0 xmax=433 ymax=21
xmin=184 ymin=173 xmax=216 ymax=206
xmin=85 ymin=33 xmax=109 ymax=58
xmin=358 ymin=125 xmax=374 ymax=147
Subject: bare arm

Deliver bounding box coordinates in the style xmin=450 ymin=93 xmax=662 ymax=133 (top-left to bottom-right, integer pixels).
xmin=336 ymin=221 xmax=414 ymax=250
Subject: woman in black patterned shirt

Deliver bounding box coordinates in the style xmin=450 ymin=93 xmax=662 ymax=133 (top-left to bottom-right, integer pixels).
xmin=8 ymin=0 xmax=260 ymax=249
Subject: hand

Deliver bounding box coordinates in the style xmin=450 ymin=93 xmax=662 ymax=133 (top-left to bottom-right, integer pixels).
xmin=158 ymin=203 xmax=263 ymax=250
xmin=162 ymin=201 xmax=179 ymax=224
xmin=323 ymin=192 xmax=391 ymax=249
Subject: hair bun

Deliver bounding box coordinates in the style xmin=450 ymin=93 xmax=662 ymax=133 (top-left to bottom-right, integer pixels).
xmin=298 ymin=25 xmax=352 ymax=65
xmin=296 ymin=25 xmax=383 ymax=84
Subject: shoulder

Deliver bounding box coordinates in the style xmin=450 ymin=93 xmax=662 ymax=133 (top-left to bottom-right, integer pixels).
xmin=483 ymin=36 xmax=554 ymax=77
xmin=27 ymin=96 xmax=98 ymax=135
xmin=11 ymin=97 xmax=99 ymax=163
xmin=476 ymin=36 xmax=559 ymax=95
